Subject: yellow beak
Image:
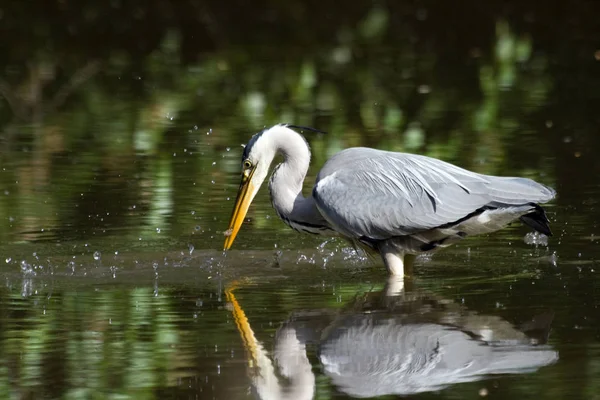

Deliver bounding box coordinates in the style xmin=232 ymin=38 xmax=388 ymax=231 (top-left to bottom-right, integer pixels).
xmin=223 ymin=172 xmax=258 ymax=250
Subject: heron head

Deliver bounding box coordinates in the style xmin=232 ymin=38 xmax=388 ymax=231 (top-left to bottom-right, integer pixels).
xmin=223 ymin=128 xmax=275 ymax=250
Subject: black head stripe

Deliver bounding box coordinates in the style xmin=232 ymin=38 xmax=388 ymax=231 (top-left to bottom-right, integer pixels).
xmin=241 ymin=128 xmax=267 ymax=162
xmin=284 ymin=124 xmax=328 ymax=135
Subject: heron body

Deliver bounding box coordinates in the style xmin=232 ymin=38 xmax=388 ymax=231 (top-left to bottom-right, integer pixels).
xmin=224 ymin=124 xmax=556 ymax=276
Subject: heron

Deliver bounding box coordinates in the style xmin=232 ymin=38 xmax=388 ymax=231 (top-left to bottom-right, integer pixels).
xmin=223 ymin=124 xmax=556 ymax=276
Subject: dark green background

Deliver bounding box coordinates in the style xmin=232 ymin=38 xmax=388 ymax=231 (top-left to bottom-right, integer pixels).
xmin=0 ymin=1 xmax=598 ymax=399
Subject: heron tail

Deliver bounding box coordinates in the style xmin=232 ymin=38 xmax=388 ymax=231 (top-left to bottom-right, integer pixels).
xmin=519 ymin=204 xmax=552 ymax=236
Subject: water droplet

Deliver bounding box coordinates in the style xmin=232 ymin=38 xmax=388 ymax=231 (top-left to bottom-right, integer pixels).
xmin=20 ymin=260 xmax=35 ymax=276
xmin=549 ymin=251 xmax=558 ymax=267
xmin=93 ymin=251 xmax=101 ymax=261
xmin=524 ymin=232 xmax=549 ymax=247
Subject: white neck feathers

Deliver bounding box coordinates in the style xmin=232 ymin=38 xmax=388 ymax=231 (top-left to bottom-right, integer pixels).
xmin=255 ymin=125 xmax=311 ymax=218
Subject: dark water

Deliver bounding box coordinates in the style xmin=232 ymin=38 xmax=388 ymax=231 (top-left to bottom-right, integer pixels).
xmin=1 ymin=1 xmax=600 ymax=399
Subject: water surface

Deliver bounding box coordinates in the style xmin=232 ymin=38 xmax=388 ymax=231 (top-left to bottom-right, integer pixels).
xmin=1 ymin=1 xmax=600 ymax=399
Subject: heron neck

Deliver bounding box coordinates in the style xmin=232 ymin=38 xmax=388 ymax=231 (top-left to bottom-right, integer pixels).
xmin=268 ymin=129 xmax=312 ymax=219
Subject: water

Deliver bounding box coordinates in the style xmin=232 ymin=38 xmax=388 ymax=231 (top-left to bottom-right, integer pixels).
xmin=1 ymin=1 xmax=600 ymax=399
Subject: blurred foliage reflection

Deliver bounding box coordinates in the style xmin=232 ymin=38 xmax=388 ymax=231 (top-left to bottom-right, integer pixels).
xmin=3 ymin=0 xmax=600 ymax=248
xmin=0 ymin=2 xmax=600 ymax=398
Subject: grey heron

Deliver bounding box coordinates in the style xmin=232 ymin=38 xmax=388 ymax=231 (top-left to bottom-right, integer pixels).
xmin=223 ymin=124 xmax=556 ymax=276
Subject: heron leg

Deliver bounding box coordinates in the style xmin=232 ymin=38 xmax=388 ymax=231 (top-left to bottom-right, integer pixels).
xmin=379 ymin=243 xmax=405 ymax=276
xmin=384 ymin=275 xmax=405 ymax=295
xmin=383 ymin=252 xmax=404 ymax=276
xmin=405 ymin=254 xmax=416 ymax=276
xmin=379 ymin=241 xmax=417 ymax=277
xmin=384 ymin=275 xmax=416 ymax=297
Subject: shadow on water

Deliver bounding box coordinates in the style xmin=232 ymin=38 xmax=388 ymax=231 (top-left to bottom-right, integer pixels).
xmin=226 ymin=275 xmax=558 ymax=399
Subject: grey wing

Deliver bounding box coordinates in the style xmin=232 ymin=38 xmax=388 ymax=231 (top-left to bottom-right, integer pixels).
xmin=312 ymin=147 xmax=555 ymax=240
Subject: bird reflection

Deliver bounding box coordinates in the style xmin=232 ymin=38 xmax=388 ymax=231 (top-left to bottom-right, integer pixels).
xmin=226 ymin=277 xmax=558 ymax=399
xmin=225 ymin=283 xmax=315 ymax=400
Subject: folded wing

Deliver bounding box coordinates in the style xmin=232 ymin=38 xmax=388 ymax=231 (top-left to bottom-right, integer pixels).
xmin=313 ymin=148 xmax=555 ymax=241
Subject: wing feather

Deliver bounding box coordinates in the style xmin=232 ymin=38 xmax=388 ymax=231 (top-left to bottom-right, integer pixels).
xmin=312 ymin=148 xmax=555 ymax=241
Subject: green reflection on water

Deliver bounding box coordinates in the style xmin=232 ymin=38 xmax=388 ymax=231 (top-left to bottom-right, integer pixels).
xmin=0 ymin=286 xmax=181 ymax=399
xmin=0 ymin=254 xmax=596 ymax=399
xmin=0 ymin=1 xmax=599 ymax=399
xmin=0 ymin=4 xmax=568 ymax=248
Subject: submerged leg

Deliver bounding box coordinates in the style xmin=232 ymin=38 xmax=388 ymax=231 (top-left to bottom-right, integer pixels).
xmin=384 ymin=275 xmax=405 ymax=296
xmin=382 ymin=251 xmax=404 ymax=276
xmin=404 ymin=254 xmax=416 ymax=276
xmin=379 ymin=241 xmax=417 ymax=277
xmin=384 ymin=275 xmax=416 ymax=297
xmin=379 ymin=242 xmax=405 ymax=276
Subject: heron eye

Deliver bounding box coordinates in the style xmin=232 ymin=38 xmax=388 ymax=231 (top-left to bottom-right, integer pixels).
xmin=243 ymin=160 xmax=252 ymax=169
